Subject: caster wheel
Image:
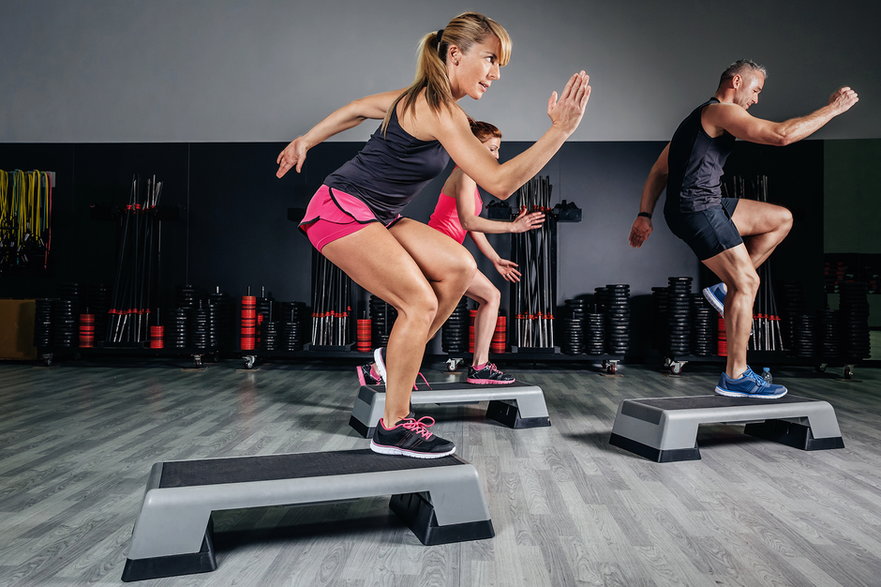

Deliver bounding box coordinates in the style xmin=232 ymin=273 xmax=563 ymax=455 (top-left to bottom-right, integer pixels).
xmin=816 ymin=363 xmax=828 ymax=373
xmin=607 ymin=361 xmax=618 ymax=375
xmin=670 ymin=361 xmax=686 ymax=375
xmin=663 ymin=356 xmax=673 ymax=368
xmin=844 ymin=365 xmax=854 ymax=379
xmin=243 ymin=355 xmax=256 ymax=369
xmin=446 ymin=357 xmax=464 ymax=371
xmin=193 ymin=355 xmax=203 ymax=368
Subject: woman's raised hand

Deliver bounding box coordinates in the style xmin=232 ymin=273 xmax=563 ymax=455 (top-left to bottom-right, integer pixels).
xmin=547 ymin=71 xmax=591 ymax=136
xmin=276 ymin=136 xmax=310 ymax=178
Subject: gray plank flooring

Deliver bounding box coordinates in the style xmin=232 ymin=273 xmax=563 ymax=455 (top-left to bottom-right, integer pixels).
xmin=1 ymin=360 xmax=880 ymax=586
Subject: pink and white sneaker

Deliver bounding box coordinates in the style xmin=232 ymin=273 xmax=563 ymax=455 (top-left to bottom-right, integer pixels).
xmin=355 ymin=363 xmax=382 ymax=386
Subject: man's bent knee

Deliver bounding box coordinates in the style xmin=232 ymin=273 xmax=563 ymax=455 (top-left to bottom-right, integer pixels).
xmin=729 ymin=270 xmax=759 ymax=295
xmin=779 ymin=207 xmax=794 ymax=231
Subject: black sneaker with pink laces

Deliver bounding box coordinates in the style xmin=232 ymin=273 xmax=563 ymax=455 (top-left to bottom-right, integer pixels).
xmin=466 ymin=362 xmax=515 ymax=385
xmin=370 ymin=416 xmax=455 ymax=458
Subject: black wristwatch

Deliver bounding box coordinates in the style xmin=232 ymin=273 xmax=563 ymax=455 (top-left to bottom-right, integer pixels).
xmin=637 ymin=212 xmax=652 ymax=219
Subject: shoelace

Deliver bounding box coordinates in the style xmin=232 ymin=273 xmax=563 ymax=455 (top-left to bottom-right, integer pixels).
xmin=744 ymin=367 xmax=768 ymax=388
xmin=414 ymin=372 xmax=432 ymax=390
xmin=368 ymin=361 xmax=431 ymax=390
xmin=400 ymin=416 xmax=436 ymax=439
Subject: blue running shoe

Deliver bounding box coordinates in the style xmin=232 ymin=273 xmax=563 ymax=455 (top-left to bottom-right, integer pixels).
xmin=715 ymin=366 xmax=788 ymax=399
xmin=702 ymin=282 xmax=727 ymax=317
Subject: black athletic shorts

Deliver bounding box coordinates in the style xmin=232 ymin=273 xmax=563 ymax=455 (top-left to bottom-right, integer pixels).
xmin=664 ymin=197 xmax=742 ymax=261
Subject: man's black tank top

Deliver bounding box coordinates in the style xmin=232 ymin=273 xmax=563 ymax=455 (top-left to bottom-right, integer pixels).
xmin=665 ymin=98 xmax=736 ymax=213
xmin=323 ymin=107 xmax=450 ymax=224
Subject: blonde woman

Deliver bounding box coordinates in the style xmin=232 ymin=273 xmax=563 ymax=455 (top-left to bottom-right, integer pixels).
xmin=277 ymin=12 xmax=590 ymax=458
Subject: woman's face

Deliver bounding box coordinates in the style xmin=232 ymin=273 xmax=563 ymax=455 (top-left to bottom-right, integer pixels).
xmin=448 ymin=35 xmax=502 ymax=100
xmin=482 ymin=136 xmax=501 ymax=160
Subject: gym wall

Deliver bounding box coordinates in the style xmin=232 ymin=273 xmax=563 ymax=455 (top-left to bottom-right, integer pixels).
xmin=0 ymin=1 xmax=862 ymax=355
xmin=2 ymin=1 xmax=879 ymax=143
xmin=0 ymin=139 xmax=821 ymax=304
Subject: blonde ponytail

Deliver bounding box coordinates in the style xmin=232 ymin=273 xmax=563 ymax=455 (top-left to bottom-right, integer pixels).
xmin=381 ymin=12 xmax=511 ymax=133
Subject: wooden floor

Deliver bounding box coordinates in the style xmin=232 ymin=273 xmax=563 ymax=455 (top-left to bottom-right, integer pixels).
xmin=1 ymin=359 xmax=880 ymax=586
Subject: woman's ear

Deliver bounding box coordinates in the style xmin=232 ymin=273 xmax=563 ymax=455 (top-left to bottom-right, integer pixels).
xmin=447 ymin=44 xmax=461 ymax=66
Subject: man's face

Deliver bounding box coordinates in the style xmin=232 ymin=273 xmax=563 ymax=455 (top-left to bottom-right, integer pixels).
xmin=734 ymin=71 xmax=765 ymax=109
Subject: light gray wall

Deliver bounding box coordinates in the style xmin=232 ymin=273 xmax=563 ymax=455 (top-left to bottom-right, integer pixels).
xmin=3 ymin=0 xmax=879 ymax=142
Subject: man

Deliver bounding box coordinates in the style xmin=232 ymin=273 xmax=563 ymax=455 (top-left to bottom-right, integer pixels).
xmin=629 ymin=59 xmax=858 ymax=398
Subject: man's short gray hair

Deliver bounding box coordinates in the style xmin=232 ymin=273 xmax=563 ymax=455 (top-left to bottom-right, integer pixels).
xmin=719 ymin=59 xmax=767 ymax=86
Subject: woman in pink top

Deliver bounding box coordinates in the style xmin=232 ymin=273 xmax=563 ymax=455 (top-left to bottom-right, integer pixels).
xmin=431 ymin=120 xmax=544 ymax=383
xmin=428 ymin=120 xmax=544 ymax=385
xmin=358 ymin=120 xmax=544 ymax=386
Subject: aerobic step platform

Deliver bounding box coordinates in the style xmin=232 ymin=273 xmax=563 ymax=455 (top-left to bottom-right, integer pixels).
xmin=609 ymin=394 xmax=844 ymax=462
xmin=122 ymin=449 xmax=494 ymax=582
xmin=349 ymin=380 xmax=551 ymax=437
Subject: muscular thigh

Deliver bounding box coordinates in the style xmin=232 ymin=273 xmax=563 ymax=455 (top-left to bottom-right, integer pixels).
xmin=389 ymin=218 xmax=476 ymax=282
xmin=701 ymin=242 xmax=755 ymax=284
xmin=730 ymin=199 xmax=790 ymax=237
xmin=321 ymin=222 xmax=434 ymax=309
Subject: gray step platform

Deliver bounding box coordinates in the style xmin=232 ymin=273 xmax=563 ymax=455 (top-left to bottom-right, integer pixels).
xmin=349 ymin=380 xmax=551 ymax=437
xmin=122 ymin=449 xmax=494 ymax=582
xmin=609 ymin=395 xmax=844 ymax=462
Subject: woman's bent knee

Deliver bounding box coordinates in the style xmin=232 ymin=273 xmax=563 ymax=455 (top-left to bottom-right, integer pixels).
xmin=395 ymin=289 xmax=439 ymax=328
xmin=486 ymin=286 xmax=501 ymax=308
xmin=458 ymin=254 xmax=478 ymax=282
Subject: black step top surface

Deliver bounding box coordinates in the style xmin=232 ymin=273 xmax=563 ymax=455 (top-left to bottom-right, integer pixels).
xmin=159 ymin=449 xmax=466 ymax=489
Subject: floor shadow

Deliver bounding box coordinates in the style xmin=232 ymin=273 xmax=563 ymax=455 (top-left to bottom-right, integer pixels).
xmin=563 ymin=424 xmax=769 ymax=461
xmin=212 ymin=504 xmax=411 ymax=552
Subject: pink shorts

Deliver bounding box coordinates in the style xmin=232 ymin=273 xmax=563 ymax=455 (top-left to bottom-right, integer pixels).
xmin=300 ymin=185 xmax=401 ymax=252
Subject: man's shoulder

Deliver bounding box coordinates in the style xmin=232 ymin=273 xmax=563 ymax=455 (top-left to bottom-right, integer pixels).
xmin=702 ymin=101 xmax=746 ymax=120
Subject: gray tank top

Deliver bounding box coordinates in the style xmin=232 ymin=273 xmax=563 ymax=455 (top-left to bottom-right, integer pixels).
xmin=665 ymin=98 xmax=736 ymax=213
xmin=323 ymin=107 xmax=450 ymax=224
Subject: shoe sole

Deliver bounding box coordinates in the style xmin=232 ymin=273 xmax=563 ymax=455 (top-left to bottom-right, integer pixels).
xmin=714 ymin=386 xmax=788 ymax=399
xmin=356 ymin=366 xmax=367 ymax=387
xmin=466 ymin=378 xmax=516 ymax=385
xmin=702 ymin=287 xmax=725 ymax=318
xmin=369 ymin=441 xmax=455 ymax=459
xmin=373 ymin=348 xmax=387 ymax=383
